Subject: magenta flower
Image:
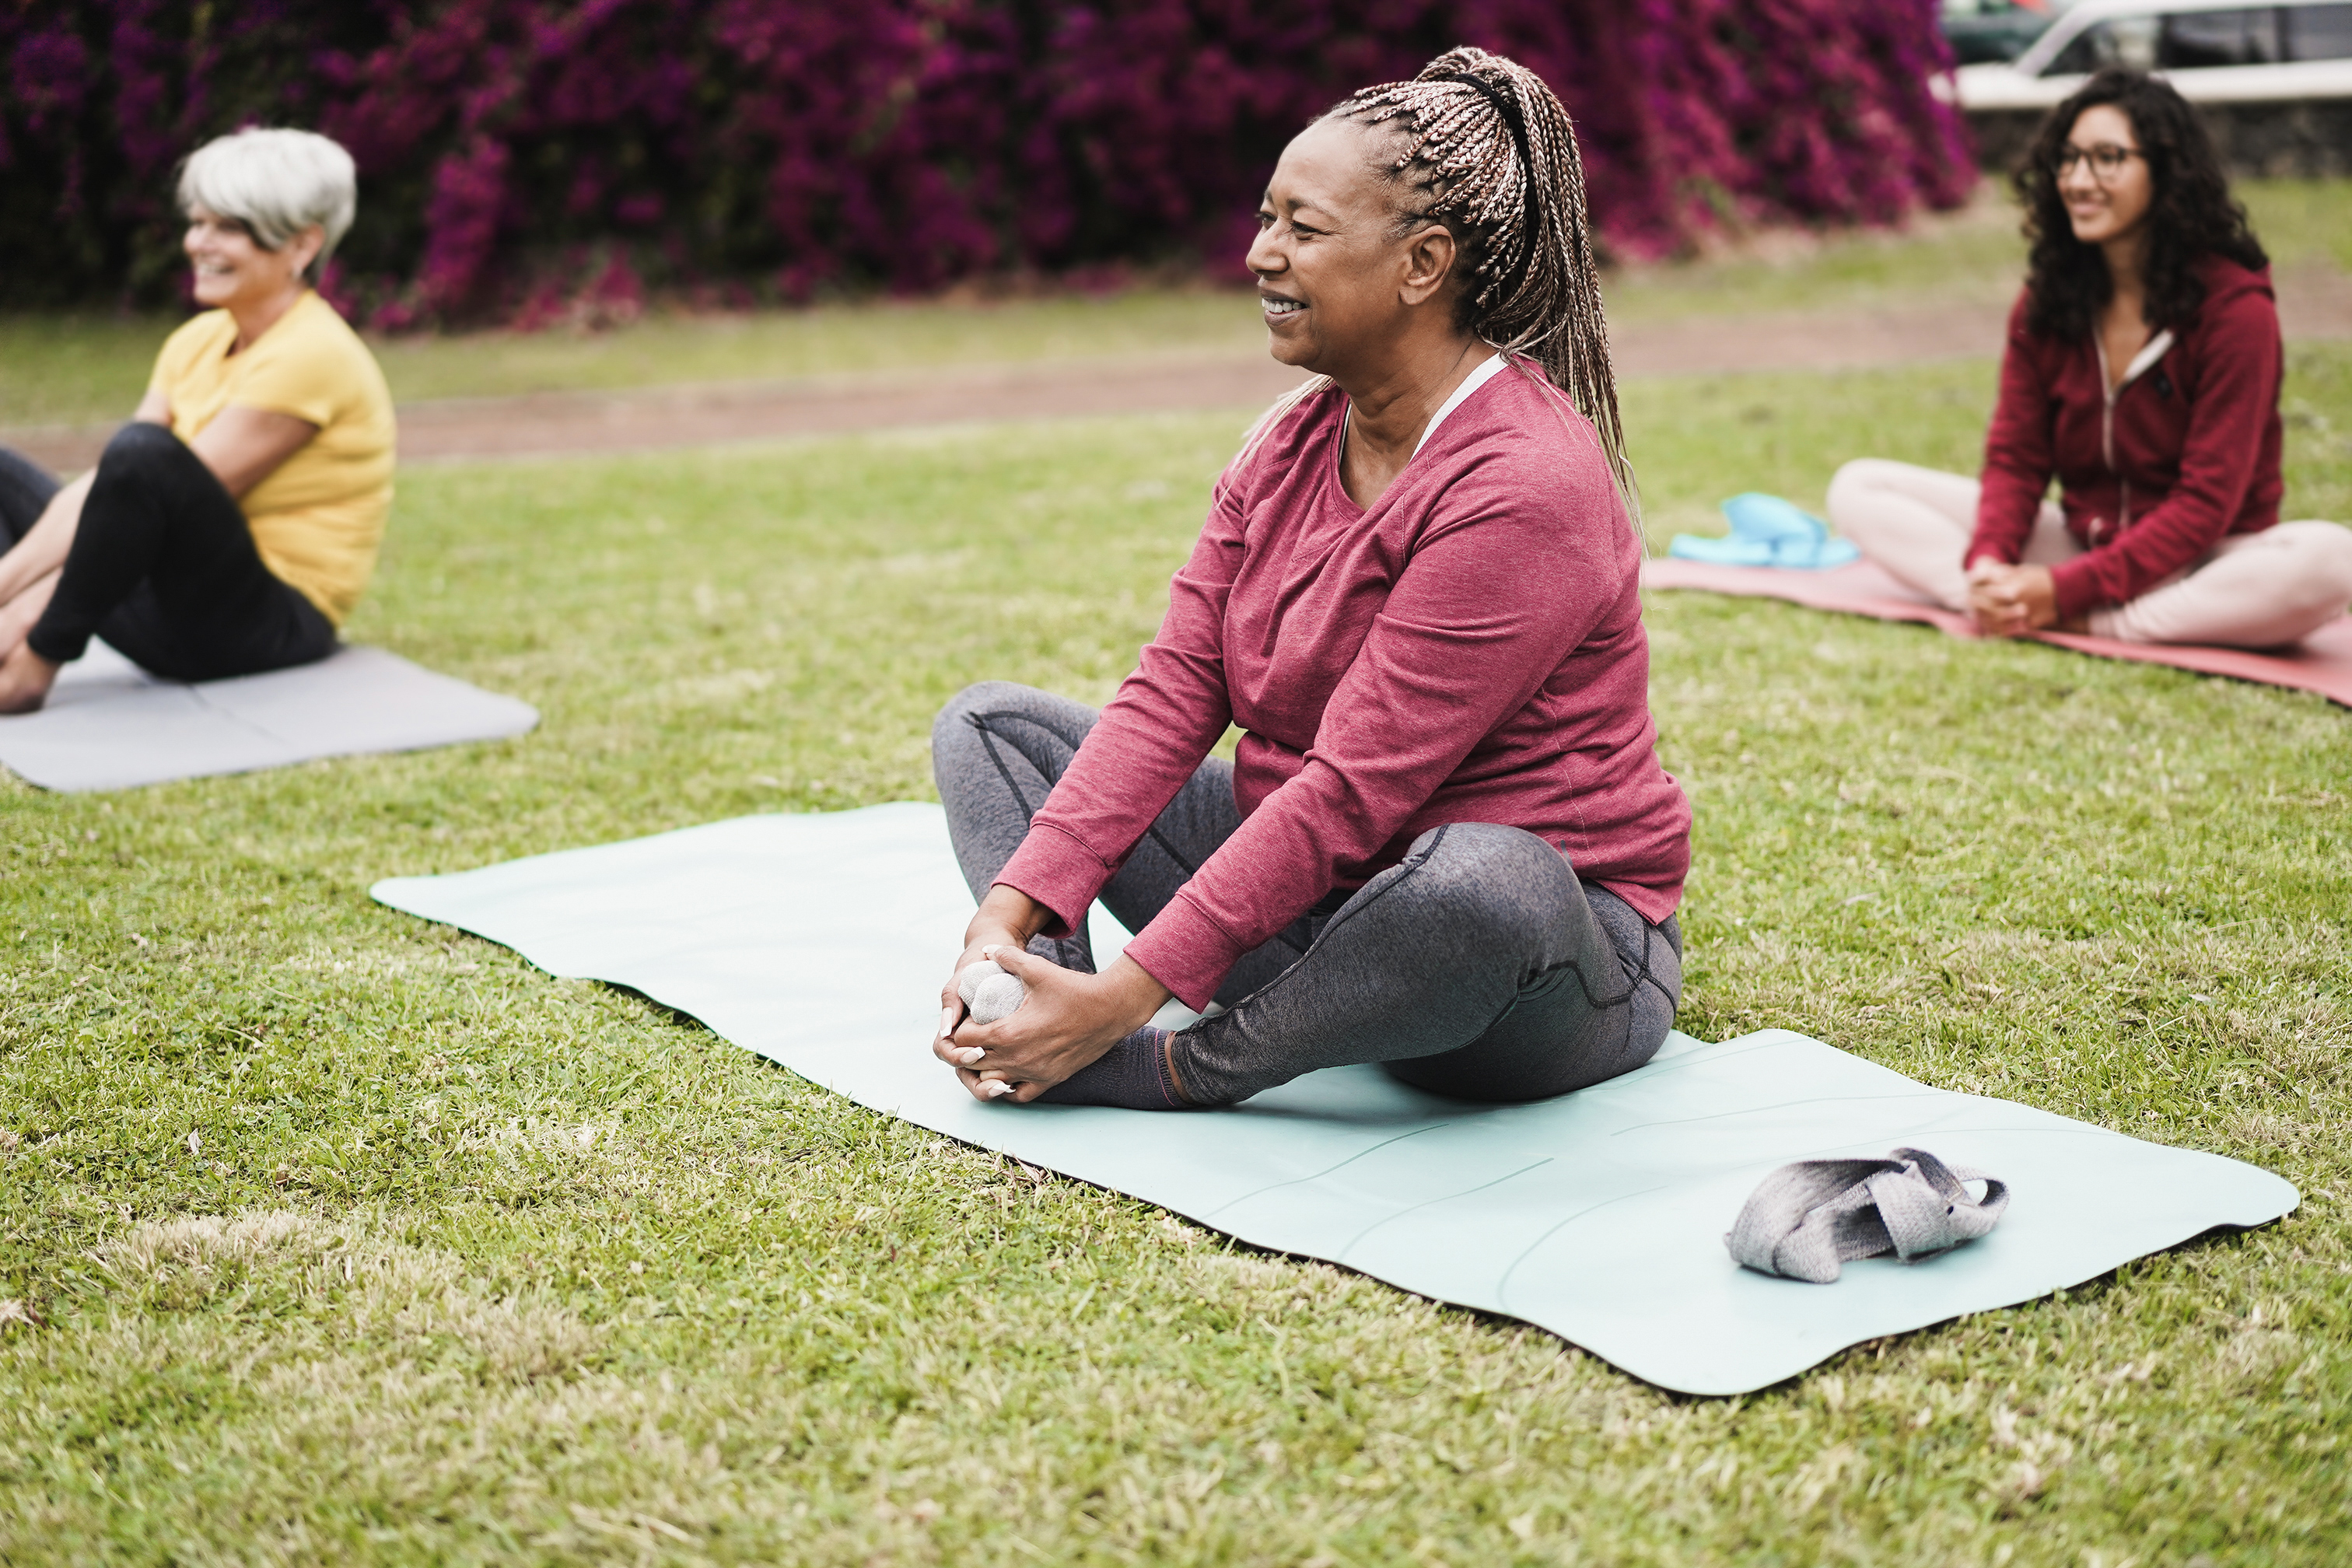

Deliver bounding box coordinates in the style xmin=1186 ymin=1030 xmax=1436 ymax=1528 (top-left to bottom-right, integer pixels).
xmin=0 ymin=0 xmax=1968 ymax=324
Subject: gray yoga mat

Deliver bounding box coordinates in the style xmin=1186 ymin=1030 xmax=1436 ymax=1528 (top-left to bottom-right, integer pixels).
xmin=0 ymin=640 xmax=538 ymax=792
xmin=369 ymin=803 xmax=2298 ymax=1395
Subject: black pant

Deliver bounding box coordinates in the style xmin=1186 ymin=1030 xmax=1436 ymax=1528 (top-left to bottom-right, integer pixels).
xmin=0 ymin=427 xmax=334 ymax=681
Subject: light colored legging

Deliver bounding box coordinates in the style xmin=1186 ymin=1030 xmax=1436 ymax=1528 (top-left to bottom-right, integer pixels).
xmin=1825 ymin=458 xmax=2352 ymax=647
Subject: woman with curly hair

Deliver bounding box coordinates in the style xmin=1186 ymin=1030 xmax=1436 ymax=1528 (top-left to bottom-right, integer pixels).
xmin=1828 ymin=69 xmax=2352 ymax=646
xmin=923 ymin=47 xmax=1689 ymax=1110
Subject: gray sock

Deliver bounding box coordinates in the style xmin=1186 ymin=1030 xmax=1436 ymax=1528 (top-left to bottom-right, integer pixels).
xmin=1038 ymin=1027 xmax=1187 ymax=1109
xmin=1724 ymin=1146 xmax=2010 ymax=1283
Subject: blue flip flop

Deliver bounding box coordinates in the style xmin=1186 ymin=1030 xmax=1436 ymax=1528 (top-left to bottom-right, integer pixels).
xmin=1664 ymin=533 xmax=1778 ymax=567
xmin=1670 ymin=492 xmax=1860 ymax=569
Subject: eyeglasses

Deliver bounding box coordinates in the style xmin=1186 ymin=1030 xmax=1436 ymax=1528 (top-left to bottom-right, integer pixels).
xmin=2054 ymin=143 xmax=2144 ymax=180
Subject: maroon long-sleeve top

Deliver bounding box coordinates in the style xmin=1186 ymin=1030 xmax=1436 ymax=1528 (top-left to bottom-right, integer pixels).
xmin=1970 ymin=256 xmax=2284 ymax=620
xmin=995 ymin=362 xmax=1692 ymax=1011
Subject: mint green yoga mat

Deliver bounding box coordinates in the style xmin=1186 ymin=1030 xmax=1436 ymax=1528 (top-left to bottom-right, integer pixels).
xmin=370 ymin=803 xmax=2296 ymax=1395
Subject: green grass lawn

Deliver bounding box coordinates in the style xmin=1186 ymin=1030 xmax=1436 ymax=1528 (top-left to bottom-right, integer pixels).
xmin=9 ymin=179 xmax=2345 ymax=432
xmin=3 ymin=340 xmax=2350 ymax=1563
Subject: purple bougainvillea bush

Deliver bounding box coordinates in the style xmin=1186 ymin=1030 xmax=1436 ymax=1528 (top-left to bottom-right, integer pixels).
xmin=1 ymin=0 xmax=1967 ymax=326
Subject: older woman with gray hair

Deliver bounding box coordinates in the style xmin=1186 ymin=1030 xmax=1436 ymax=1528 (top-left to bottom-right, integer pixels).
xmin=0 ymin=128 xmax=394 ymax=712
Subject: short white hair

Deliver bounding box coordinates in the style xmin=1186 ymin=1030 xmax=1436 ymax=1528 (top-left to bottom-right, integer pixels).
xmin=177 ymin=128 xmax=357 ymax=274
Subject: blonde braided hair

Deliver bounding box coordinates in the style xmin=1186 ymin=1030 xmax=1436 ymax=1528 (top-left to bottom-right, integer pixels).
xmin=1239 ymin=47 xmax=1636 ymax=518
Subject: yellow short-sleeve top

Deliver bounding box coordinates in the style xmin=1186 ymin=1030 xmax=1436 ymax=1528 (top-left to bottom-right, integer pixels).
xmin=148 ymin=291 xmax=396 ymax=625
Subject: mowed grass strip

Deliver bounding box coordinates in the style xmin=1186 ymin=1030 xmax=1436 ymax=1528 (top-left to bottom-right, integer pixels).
xmin=9 ymin=177 xmax=2343 ymax=432
xmin=2 ymin=350 xmax=2349 ymax=1564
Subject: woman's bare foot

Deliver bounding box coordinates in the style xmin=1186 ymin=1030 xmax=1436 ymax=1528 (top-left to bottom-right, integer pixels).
xmin=0 ymin=643 xmax=60 ymax=714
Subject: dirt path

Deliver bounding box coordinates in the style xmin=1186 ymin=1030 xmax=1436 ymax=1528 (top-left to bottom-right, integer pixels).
xmin=12 ymin=270 xmax=2350 ymax=473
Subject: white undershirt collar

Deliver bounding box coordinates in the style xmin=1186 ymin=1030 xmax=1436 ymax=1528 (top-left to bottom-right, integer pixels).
xmin=1411 ymin=350 xmax=1511 ymax=459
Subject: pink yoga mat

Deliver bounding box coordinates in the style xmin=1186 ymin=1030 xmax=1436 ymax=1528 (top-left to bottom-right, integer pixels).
xmin=1641 ymin=557 xmax=2352 ymax=709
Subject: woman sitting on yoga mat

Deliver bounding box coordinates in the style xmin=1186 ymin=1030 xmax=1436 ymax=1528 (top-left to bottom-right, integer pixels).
xmin=0 ymin=128 xmax=393 ymax=712
xmin=1829 ymin=70 xmax=2352 ymax=648
xmin=927 ymin=47 xmax=1690 ymax=1111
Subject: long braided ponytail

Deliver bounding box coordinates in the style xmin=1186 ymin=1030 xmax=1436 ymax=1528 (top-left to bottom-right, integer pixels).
xmin=1241 ymin=47 xmax=1635 ymax=516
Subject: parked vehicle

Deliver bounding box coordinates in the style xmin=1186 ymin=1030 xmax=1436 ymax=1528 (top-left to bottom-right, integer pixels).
xmin=1947 ymin=0 xmax=2352 ymax=107
xmin=1941 ymin=0 xmax=2070 ymax=66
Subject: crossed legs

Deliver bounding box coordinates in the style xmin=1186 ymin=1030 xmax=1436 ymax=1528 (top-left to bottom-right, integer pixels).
xmin=932 ymin=681 xmax=1682 ymax=1108
xmin=1825 ymin=457 xmax=2352 ymax=648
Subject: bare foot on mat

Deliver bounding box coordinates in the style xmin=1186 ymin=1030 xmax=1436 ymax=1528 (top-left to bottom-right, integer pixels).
xmin=0 ymin=644 xmax=60 ymax=713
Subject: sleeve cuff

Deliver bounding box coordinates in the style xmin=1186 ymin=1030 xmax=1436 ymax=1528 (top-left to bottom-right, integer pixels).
xmin=994 ymin=821 xmax=1114 ymax=940
xmin=228 ymin=397 xmax=334 ymax=429
xmin=1120 ymin=892 xmax=1251 ymax=1013
xmin=2049 ymin=558 xmax=2103 ymax=621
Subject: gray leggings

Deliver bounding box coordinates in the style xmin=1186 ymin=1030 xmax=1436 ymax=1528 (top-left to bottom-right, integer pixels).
xmin=932 ymin=681 xmax=1682 ymax=1107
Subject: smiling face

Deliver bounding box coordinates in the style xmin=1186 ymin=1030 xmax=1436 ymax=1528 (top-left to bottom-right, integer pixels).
xmin=2056 ymin=103 xmax=2155 ymax=250
xmin=1245 ymin=117 xmax=1459 ymax=377
xmin=184 ymin=204 xmax=321 ymax=313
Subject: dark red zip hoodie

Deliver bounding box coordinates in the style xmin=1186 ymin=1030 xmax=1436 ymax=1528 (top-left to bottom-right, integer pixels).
xmin=1969 ymin=256 xmax=2284 ymax=620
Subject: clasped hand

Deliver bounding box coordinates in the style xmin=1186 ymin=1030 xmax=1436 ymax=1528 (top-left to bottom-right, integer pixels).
xmin=1965 ymin=558 xmax=2060 ymax=638
xmin=933 ymin=889 xmax=1171 ymax=1104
